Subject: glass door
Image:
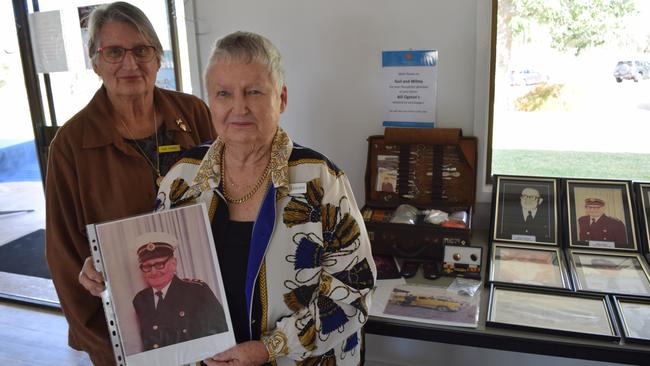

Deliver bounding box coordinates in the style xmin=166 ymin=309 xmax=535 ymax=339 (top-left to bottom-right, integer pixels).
xmin=0 ymin=0 xmax=53 ymax=305
xmin=0 ymin=0 xmax=183 ymax=306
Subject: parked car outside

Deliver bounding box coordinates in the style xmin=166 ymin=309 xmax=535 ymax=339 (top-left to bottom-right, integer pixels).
xmin=613 ymin=60 xmax=646 ymax=82
xmin=509 ymin=68 xmax=548 ymax=86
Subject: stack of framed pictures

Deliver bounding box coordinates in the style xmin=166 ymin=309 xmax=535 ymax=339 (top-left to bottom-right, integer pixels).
xmin=564 ymin=179 xmax=650 ymax=298
xmin=486 ymin=175 xmax=650 ymax=343
xmin=489 ymin=176 xmax=570 ymax=290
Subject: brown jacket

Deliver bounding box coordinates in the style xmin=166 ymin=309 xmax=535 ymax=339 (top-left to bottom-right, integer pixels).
xmin=45 ymin=86 xmax=214 ymax=365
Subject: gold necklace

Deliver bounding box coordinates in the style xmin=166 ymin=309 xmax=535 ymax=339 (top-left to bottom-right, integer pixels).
xmin=220 ymin=147 xmax=271 ymax=204
xmin=118 ymin=109 xmax=162 ymax=186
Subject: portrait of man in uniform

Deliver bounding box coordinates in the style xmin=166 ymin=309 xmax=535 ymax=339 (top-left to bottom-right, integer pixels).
xmin=89 ymin=203 xmax=235 ymax=365
xmin=132 ymin=232 xmax=228 ymax=351
xmin=568 ymin=181 xmax=637 ymax=250
xmin=495 ymin=178 xmax=556 ymax=244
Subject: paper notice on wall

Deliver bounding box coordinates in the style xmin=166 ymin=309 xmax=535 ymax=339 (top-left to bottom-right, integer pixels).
xmin=28 ymin=10 xmax=68 ymax=73
xmin=382 ymin=50 xmax=438 ymax=128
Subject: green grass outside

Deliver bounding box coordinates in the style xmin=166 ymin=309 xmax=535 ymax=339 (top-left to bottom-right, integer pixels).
xmin=492 ymin=149 xmax=650 ymax=181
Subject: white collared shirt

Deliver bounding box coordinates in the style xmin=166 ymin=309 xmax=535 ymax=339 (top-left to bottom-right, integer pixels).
xmin=152 ymin=281 xmax=172 ymax=308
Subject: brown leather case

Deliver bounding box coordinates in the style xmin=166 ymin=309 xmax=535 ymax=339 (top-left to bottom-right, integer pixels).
xmin=362 ymin=127 xmax=477 ymax=260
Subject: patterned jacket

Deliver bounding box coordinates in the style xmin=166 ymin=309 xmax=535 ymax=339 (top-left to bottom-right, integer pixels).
xmin=155 ymin=128 xmax=376 ymax=365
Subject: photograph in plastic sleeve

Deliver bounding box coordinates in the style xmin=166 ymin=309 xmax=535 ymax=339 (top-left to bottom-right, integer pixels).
xmin=493 ymin=176 xmax=558 ymax=245
xmin=614 ymin=297 xmax=650 ymax=343
xmin=488 ymin=287 xmax=617 ymax=338
xmin=490 ymin=244 xmax=569 ymax=289
xmin=570 ymin=250 xmax=650 ymax=296
xmin=382 ymin=284 xmax=480 ymax=327
xmin=89 ymin=203 xmax=235 ymax=366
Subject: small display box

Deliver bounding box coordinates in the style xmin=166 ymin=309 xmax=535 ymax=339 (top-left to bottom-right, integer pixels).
xmin=362 ymin=128 xmax=477 ymax=261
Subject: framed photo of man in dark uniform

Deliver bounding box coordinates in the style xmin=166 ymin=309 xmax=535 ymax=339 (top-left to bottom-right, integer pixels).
xmin=566 ymin=180 xmax=637 ymax=251
xmin=492 ymin=176 xmax=558 ymax=245
xmin=87 ymin=203 xmax=235 ymax=366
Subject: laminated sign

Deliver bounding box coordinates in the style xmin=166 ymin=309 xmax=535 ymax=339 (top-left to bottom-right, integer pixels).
xmin=382 ymin=50 xmax=438 ymax=128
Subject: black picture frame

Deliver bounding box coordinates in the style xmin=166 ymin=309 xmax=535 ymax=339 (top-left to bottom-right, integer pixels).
xmin=565 ymin=179 xmax=637 ymax=251
xmin=636 ymin=183 xmax=650 ymax=258
xmin=489 ymin=243 xmax=571 ymax=290
xmin=568 ymin=249 xmax=650 ymax=297
xmin=612 ymin=295 xmax=650 ymax=345
xmin=492 ymin=176 xmax=558 ymax=245
xmin=486 ymin=284 xmax=619 ymax=341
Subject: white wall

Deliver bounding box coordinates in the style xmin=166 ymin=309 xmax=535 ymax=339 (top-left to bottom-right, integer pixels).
xmin=185 ymin=0 xmax=493 ymax=205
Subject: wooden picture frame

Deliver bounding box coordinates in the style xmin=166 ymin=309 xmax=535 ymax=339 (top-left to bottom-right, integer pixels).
xmin=487 ymin=284 xmax=619 ymax=340
xmin=493 ymin=176 xmax=558 ymax=245
xmin=566 ymin=179 xmax=637 ymax=250
xmin=568 ymin=249 xmax=650 ymax=297
xmin=489 ymin=243 xmax=571 ymax=289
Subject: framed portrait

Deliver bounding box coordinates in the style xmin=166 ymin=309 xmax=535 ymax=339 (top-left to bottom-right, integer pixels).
xmin=493 ymin=176 xmax=558 ymax=245
xmin=489 ymin=243 xmax=571 ymax=289
xmin=487 ymin=284 xmax=619 ymax=340
xmin=636 ymin=183 xmax=650 ymax=256
xmin=87 ymin=203 xmax=235 ymax=366
xmin=566 ymin=179 xmax=637 ymax=250
xmin=612 ymin=296 xmax=650 ymax=344
xmin=568 ymin=250 xmax=650 ymax=297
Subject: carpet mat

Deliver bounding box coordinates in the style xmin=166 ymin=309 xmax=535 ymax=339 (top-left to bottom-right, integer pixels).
xmin=0 ymin=229 xmax=50 ymax=279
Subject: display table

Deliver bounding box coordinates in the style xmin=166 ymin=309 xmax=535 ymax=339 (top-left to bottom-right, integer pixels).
xmin=365 ymin=229 xmax=650 ymax=365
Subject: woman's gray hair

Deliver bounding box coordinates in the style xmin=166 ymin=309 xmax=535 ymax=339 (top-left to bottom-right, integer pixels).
xmin=86 ymin=2 xmax=163 ymax=65
xmin=204 ymin=31 xmax=285 ymax=91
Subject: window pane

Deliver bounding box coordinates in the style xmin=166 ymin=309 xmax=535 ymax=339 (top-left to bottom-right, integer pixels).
xmin=492 ymin=0 xmax=650 ymax=181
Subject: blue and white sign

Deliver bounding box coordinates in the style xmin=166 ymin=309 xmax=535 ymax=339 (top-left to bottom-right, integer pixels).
xmin=382 ymin=50 xmax=438 ymax=128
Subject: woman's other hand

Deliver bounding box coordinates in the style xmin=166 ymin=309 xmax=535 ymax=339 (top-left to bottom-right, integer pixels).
xmin=78 ymin=256 xmax=105 ymax=296
xmin=204 ymin=341 xmax=269 ymax=366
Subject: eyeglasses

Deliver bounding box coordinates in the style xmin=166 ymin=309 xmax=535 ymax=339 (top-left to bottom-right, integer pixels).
xmin=521 ymin=195 xmax=540 ymax=200
xmin=139 ymin=256 xmax=173 ymax=273
xmin=96 ymin=45 xmax=157 ymax=64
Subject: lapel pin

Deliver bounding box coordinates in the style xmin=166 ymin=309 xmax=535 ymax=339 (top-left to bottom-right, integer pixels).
xmin=176 ymin=118 xmax=189 ymax=132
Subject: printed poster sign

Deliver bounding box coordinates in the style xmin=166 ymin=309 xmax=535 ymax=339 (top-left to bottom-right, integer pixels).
xmin=382 ymin=50 xmax=438 ymax=128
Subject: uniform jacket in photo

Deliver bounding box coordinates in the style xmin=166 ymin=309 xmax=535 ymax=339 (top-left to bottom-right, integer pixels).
xmin=500 ymin=202 xmax=553 ymax=243
xmin=133 ymin=275 xmax=227 ymax=350
xmin=156 ymin=128 xmax=376 ymax=366
xmin=45 ymin=86 xmax=214 ymax=365
xmin=578 ymin=214 xmax=628 ymax=246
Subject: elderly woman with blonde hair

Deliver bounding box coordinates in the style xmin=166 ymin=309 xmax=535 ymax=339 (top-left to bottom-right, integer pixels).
xmin=155 ymin=31 xmax=376 ymax=366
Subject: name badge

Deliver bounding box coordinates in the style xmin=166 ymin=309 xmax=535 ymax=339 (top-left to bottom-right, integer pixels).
xmin=289 ymin=183 xmax=307 ymax=195
xmin=511 ymin=234 xmax=536 ymax=242
xmin=158 ymin=144 xmax=181 ymax=153
xmin=588 ymin=240 xmax=615 ymax=249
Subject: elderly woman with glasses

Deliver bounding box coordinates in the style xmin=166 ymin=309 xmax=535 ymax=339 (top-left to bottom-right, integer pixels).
xmin=45 ymin=2 xmax=214 ymax=364
xmin=154 ymin=31 xmax=376 ymax=366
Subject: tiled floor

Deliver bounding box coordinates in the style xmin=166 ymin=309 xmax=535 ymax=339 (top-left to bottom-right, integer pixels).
xmin=0 ymin=181 xmax=57 ymax=305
